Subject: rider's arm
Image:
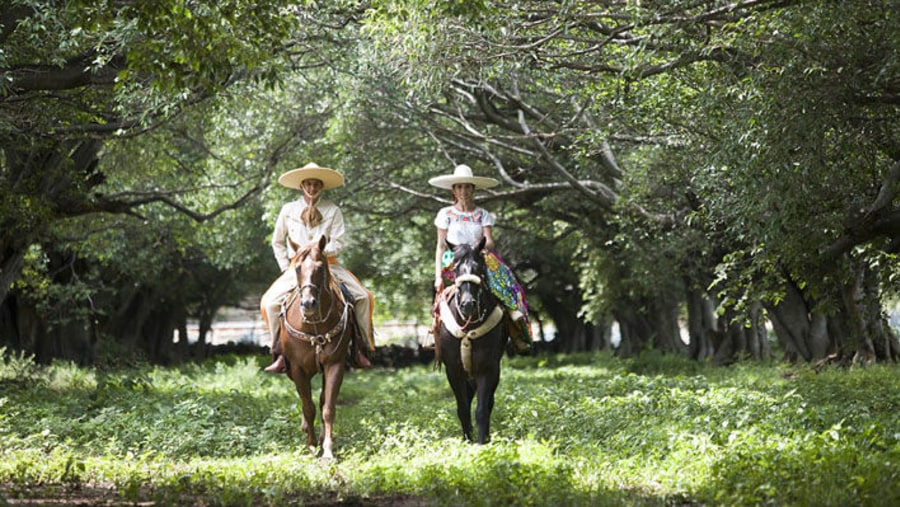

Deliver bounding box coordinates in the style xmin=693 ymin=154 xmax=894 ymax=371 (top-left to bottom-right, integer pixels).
xmin=271 ymin=203 xmax=291 ymax=272
xmin=435 ymin=227 xmax=448 ymax=292
xmin=482 ymin=225 xmax=495 ymax=252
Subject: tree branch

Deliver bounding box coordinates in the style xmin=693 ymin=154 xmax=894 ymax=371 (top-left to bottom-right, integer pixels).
xmin=6 ymin=52 xmax=125 ymax=94
xmin=95 ymin=183 xmax=264 ymax=223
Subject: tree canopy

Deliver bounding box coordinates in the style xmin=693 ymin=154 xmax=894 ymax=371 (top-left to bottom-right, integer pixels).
xmin=2 ymin=0 xmax=898 ymax=364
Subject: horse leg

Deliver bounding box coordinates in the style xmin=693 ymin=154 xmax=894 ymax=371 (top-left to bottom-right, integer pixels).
xmin=290 ymin=371 xmax=318 ymax=453
xmin=318 ymin=362 xmax=345 ymax=460
xmin=445 ymin=369 xmax=474 ymax=442
xmin=475 ymin=371 xmax=499 ymax=444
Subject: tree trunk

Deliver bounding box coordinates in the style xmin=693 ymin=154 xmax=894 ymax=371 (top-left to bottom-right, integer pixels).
xmin=766 ymin=278 xmax=826 ymax=362
xmin=613 ymin=294 xmax=683 ymax=358
xmin=686 ymin=287 xmax=718 ymax=361
xmin=0 ymin=138 xmax=103 ymax=307
xmin=712 ymin=303 xmax=770 ymax=365
xmin=540 ymin=296 xmax=592 ymax=353
xmin=767 ymin=265 xmax=900 ymax=365
xmin=834 ymin=260 xmax=900 ymax=363
xmin=0 ymin=248 xmax=26 ymax=308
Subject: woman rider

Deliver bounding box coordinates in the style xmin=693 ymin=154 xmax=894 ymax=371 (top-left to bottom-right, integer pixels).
xmin=429 ymin=164 xmax=532 ymax=354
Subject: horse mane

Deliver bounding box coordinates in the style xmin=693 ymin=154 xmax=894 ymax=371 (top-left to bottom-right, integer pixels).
xmin=449 ymin=236 xmax=486 ymax=266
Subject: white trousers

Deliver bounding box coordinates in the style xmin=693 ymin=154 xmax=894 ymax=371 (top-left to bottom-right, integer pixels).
xmin=260 ymin=263 xmax=373 ymax=351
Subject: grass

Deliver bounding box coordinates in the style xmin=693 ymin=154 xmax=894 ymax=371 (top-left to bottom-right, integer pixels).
xmin=1 ymin=347 xmax=899 ymax=506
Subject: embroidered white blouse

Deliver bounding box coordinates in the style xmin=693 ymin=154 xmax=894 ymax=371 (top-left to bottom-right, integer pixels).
xmin=433 ymin=205 xmax=495 ymax=247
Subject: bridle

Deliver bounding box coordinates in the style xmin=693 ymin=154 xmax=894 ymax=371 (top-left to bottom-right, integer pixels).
xmin=451 ymin=273 xmax=488 ymax=324
xmin=280 ymin=250 xmax=350 ymax=358
xmin=297 ymin=281 xmax=334 ymax=325
xmin=441 ymin=255 xmax=502 ymax=341
xmin=439 ymin=252 xmax=503 ymax=376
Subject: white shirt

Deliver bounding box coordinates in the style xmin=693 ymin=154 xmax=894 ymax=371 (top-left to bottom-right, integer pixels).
xmin=271 ymin=199 xmax=345 ymax=272
xmin=434 ymin=206 xmax=495 ymax=247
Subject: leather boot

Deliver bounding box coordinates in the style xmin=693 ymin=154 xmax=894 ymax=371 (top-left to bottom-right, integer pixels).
xmin=353 ymin=349 xmax=373 ymax=369
xmin=507 ymin=316 xmax=531 ymax=355
xmin=264 ymin=354 xmax=286 ymax=373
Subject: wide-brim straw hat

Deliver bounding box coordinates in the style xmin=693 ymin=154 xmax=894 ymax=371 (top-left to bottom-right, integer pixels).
xmin=428 ymin=164 xmax=499 ymax=190
xmin=278 ymin=162 xmax=344 ymax=190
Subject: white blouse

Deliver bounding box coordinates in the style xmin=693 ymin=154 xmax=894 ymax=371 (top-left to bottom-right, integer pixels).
xmin=434 ymin=206 xmax=495 ymax=247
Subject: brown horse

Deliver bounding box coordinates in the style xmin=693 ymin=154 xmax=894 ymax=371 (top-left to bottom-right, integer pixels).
xmin=278 ymin=235 xmax=356 ymax=459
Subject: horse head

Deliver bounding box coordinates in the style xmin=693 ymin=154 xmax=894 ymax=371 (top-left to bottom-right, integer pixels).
xmin=447 ymin=236 xmax=489 ymax=321
xmin=289 ymin=235 xmax=331 ymax=315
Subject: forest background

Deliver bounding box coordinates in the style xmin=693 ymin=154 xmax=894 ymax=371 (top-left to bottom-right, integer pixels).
xmin=1 ymin=0 xmax=899 ymax=366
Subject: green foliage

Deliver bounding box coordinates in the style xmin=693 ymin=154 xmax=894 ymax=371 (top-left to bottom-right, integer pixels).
xmin=5 ymin=0 xmax=900 ymax=366
xmin=1 ymin=350 xmax=898 ymax=505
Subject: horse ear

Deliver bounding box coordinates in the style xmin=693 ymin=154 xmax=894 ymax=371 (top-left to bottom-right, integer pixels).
xmin=289 ymin=238 xmax=300 ymax=252
xmin=475 ymin=236 xmax=486 ymax=253
xmin=318 ymin=235 xmax=328 ymax=250
xmin=445 ymin=239 xmax=456 ymax=251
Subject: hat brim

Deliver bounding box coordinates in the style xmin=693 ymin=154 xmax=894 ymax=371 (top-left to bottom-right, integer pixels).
xmin=428 ymin=175 xmax=499 ymax=190
xmin=278 ymin=167 xmax=344 ymax=190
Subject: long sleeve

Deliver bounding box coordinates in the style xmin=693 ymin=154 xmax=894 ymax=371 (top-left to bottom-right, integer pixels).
xmin=323 ymin=206 xmax=345 ymax=258
xmin=271 ymin=204 xmax=291 ymax=272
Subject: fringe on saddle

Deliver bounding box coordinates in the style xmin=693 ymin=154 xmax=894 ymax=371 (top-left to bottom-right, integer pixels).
xmin=430 ymin=286 xmax=453 ymax=370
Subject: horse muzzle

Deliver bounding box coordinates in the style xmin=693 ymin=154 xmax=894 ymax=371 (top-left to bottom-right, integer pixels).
xmin=457 ymin=293 xmax=479 ymax=320
xmin=301 ymin=296 xmax=319 ymax=312
xmin=299 ymin=283 xmax=320 ymax=312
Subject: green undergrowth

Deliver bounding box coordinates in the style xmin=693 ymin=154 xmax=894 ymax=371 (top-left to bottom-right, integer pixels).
xmin=1 ymin=347 xmax=898 ymax=506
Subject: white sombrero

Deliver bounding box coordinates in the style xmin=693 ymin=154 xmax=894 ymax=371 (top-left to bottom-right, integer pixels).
xmin=428 ymin=164 xmax=499 ymax=190
xmin=278 ymin=162 xmax=345 ymax=190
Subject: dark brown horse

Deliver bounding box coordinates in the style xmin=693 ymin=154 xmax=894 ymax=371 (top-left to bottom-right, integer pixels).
xmin=435 ymin=237 xmax=507 ymax=444
xmin=278 ymin=235 xmax=356 ymax=459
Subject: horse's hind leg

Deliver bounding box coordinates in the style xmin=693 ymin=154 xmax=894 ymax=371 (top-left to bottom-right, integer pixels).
xmin=319 ymin=362 xmax=346 ymax=460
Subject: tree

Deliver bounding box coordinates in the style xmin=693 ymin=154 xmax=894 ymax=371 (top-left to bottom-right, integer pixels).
xmin=5 ymin=0 xmax=898 ymax=365
xmin=0 ymin=1 xmax=361 ymax=361
xmin=353 ymin=0 xmax=899 ymax=362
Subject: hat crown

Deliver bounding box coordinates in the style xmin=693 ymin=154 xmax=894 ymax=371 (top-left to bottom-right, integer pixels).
xmin=453 ymin=164 xmax=475 ymax=178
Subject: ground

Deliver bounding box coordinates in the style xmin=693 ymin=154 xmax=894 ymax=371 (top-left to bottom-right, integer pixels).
xmin=1 ymin=486 xmax=433 ymax=506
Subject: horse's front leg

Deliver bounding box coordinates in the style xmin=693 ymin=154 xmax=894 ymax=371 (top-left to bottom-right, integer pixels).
xmin=290 ymin=369 xmax=318 ymax=453
xmin=475 ymin=370 xmax=499 ymax=444
xmin=319 ymin=361 xmax=346 ymax=460
xmin=445 ymin=369 xmax=475 ymax=442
